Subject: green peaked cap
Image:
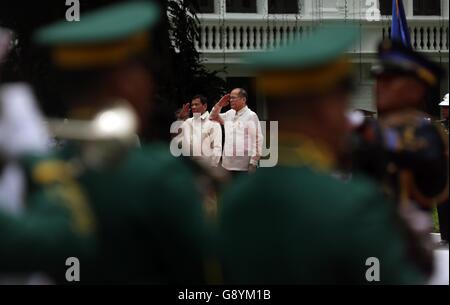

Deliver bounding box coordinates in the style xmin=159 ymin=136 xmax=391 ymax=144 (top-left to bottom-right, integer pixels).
xmin=33 ymin=1 xmax=160 ymax=45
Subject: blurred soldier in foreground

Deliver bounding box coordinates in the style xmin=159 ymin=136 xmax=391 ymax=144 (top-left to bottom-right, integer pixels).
xmin=437 ymin=93 xmax=449 ymax=244
xmin=353 ymin=41 xmax=448 ymax=275
xmin=218 ymin=24 xmax=426 ymax=284
xmin=0 ymin=27 xmax=55 ymax=284
xmin=0 ymin=2 xmax=207 ymax=284
xmin=0 ymin=28 xmax=51 ymax=215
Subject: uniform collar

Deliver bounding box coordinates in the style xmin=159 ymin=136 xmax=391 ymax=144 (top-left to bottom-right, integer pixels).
xmin=277 ymin=133 xmax=337 ymax=173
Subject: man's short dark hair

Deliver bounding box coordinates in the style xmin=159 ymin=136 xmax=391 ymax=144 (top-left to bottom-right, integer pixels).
xmin=192 ymin=94 xmax=208 ymax=105
xmin=237 ymin=88 xmax=248 ymax=100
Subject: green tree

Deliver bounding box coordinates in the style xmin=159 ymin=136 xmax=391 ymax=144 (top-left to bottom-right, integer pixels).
xmin=148 ymin=0 xmax=227 ymax=141
xmin=164 ymin=0 xmax=226 ymax=105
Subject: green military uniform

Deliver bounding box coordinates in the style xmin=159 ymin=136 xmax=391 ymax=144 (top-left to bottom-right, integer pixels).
xmin=64 ymin=143 xmax=206 ymax=283
xmin=0 ymin=145 xmax=206 ymax=283
xmin=217 ymin=24 xmax=425 ymax=284
xmin=0 ymin=2 xmax=208 ymax=284
xmin=0 ymin=153 xmax=96 ymax=279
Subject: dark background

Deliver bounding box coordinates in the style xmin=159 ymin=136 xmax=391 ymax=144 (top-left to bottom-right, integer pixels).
xmin=0 ymin=0 xmax=227 ymax=142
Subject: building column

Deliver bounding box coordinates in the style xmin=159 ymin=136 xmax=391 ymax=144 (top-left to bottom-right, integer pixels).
xmin=336 ymin=0 xmax=356 ymax=19
xmin=257 ymin=0 xmax=268 ymax=15
xmin=336 ymin=0 xmax=346 ymax=16
xmin=303 ymin=0 xmax=314 ymax=17
xmin=443 ymin=0 xmax=449 ymax=18
xmin=216 ymin=0 xmax=224 ymax=15
xmin=404 ymin=0 xmax=413 ymax=18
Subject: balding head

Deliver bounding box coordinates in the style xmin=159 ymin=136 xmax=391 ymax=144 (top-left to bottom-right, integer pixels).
xmin=230 ymin=88 xmax=247 ymax=111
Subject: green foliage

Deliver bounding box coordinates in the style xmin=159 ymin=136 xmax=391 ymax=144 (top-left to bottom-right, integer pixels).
xmin=165 ymin=0 xmax=226 ymax=105
xmin=432 ymin=206 xmax=440 ymax=233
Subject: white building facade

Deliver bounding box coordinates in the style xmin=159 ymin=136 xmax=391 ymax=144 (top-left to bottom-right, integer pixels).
xmin=193 ymin=0 xmax=449 ymax=119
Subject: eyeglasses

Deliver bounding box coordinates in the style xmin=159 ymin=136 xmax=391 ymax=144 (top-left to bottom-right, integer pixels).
xmin=229 ymin=96 xmax=241 ymax=100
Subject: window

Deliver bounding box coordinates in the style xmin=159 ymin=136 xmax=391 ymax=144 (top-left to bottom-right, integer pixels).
xmin=268 ymin=0 xmax=299 ymax=14
xmin=226 ymin=0 xmax=257 ymax=13
xmin=413 ymin=0 xmax=441 ymax=16
xmin=379 ymin=0 xmax=392 ymax=16
xmin=191 ymin=0 xmax=214 ymax=14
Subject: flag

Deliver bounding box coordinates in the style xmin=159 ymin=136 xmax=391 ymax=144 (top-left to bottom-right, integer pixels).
xmin=391 ymin=0 xmax=411 ymax=47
